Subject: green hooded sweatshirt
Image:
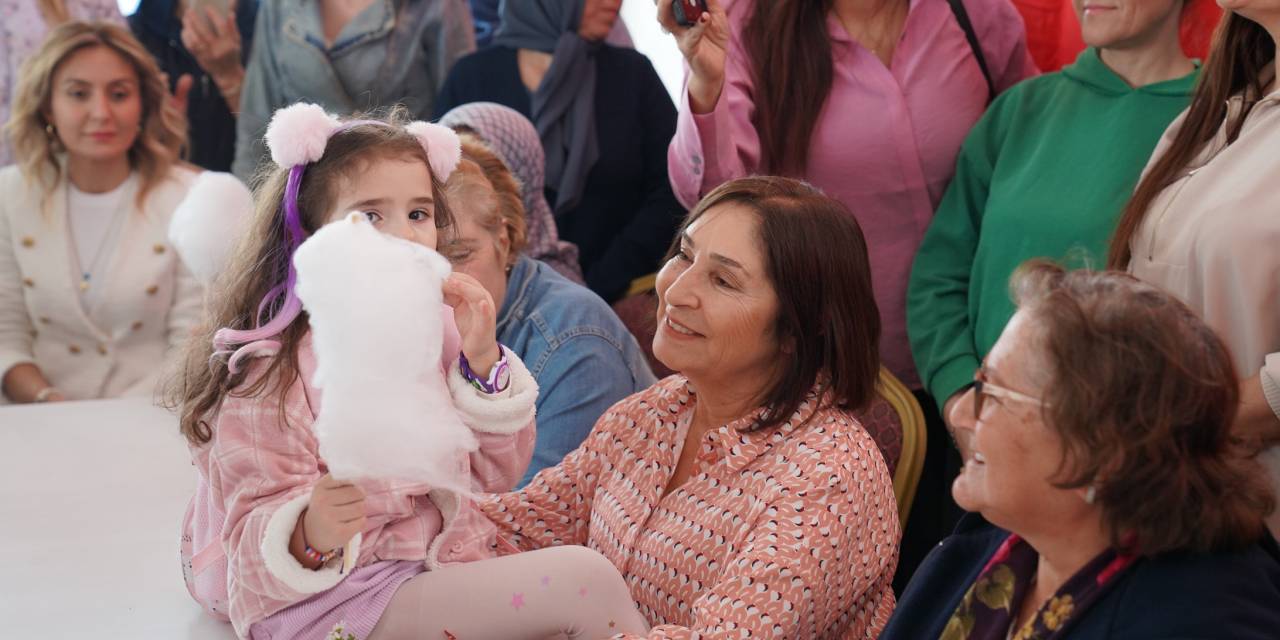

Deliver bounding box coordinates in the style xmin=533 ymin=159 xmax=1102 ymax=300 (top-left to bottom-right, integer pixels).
xmin=907 ymin=48 xmax=1198 ymax=409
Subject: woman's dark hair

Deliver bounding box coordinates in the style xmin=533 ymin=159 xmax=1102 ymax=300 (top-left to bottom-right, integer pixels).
xmin=668 ymin=176 xmax=881 ymax=432
xmin=742 ymin=1 xmax=834 ymax=176
xmin=1109 ymin=15 xmax=1274 ymax=267
xmin=1011 ymin=261 xmax=1274 ymax=555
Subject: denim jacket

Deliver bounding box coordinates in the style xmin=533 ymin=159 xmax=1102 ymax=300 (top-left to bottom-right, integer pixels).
xmin=498 ymin=256 xmax=657 ymax=486
xmin=233 ymin=0 xmax=474 ymax=180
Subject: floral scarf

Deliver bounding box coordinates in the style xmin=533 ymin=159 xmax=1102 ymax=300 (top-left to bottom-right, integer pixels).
xmin=941 ymin=534 xmax=1137 ymax=640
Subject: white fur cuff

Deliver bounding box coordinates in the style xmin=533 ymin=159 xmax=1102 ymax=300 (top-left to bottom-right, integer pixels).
xmin=260 ymin=493 xmax=363 ymax=595
xmin=447 ymin=348 xmax=538 ymax=435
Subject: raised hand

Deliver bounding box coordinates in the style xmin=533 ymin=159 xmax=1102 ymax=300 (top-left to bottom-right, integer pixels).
xmin=443 ymin=272 xmax=500 ymax=378
xmin=656 ymin=0 xmax=731 ymax=113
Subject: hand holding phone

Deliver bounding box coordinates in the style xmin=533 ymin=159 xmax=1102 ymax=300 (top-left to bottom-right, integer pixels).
xmin=657 ymin=0 xmax=730 ymax=113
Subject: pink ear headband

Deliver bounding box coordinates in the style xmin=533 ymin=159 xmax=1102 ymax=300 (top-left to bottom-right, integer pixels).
xmin=213 ymin=103 xmax=462 ymax=373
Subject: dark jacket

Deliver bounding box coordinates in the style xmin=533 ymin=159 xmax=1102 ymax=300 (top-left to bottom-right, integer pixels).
xmin=128 ymin=0 xmax=257 ymax=172
xmin=883 ymin=513 xmax=1280 ymax=639
xmin=434 ymin=44 xmax=685 ymax=303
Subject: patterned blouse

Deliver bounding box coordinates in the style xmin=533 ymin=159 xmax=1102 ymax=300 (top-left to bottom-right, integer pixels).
xmin=0 ymin=0 xmax=125 ymax=166
xmin=483 ymin=376 xmax=899 ymax=639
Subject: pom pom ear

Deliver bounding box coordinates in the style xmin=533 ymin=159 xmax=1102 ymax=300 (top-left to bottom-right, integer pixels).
xmin=405 ymin=121 xmax=462 ymax=182
xmin=265 ymin=103 xmax=341 ymax=167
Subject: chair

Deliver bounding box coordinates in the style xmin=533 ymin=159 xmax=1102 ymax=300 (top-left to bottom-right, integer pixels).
xmin=855 ymin=368 xmax=926 ymax=526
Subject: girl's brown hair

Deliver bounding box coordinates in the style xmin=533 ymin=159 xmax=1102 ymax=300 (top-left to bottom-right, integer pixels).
xmin=1108 ymin=14 xmax=1274 ymax=268
xmin=5 ymin=21 xmax=187 ymax=211
xmin=1012 ymin=261 xmax=1274 ymax=555
xmin=669 ymin=176 xmax=881 ymax=431
xmin=167 ymin=111 xmax=454 ymax=446
xmin=444 ymin=135 xmax=528 ymax=264
xmin=741 ymin=1 xmax=835 ymax=176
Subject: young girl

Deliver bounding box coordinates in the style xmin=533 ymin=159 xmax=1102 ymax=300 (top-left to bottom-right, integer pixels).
xmin=172 ymin=105 xmax=648 ymax=640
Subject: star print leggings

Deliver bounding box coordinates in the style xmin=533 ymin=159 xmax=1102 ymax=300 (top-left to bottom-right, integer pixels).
xmin=367 ymin=545 xmax=650 ymax=640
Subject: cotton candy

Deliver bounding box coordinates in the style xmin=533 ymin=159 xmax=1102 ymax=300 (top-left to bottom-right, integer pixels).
xmin=292 ymin=212 xmax=475 ymax=488
xmin=168 ymin=171 xmax=254 ymax=285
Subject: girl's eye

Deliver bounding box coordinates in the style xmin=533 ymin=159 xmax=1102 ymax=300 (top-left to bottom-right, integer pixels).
xmin=363 ymin=211 xmax=383 ymax=223
xmin=409 ymin=209 xmax=431 ymax=221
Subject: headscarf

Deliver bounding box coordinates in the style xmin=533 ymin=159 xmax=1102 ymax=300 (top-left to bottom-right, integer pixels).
xmin=492 ymin=0 xmax=599 ymax=216
xmin=440 ymin=102 xmax=583 ymax=283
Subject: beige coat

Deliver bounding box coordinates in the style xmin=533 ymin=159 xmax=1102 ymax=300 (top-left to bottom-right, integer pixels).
xmin=0 ymin=164 xmax=202 ymax=401
xmin=1128 ymin=91 xmax=1280 ymax=533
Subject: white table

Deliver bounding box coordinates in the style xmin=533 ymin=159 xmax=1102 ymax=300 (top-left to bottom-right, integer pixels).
xmin=0 ymin=398 xmax=236 ymax=639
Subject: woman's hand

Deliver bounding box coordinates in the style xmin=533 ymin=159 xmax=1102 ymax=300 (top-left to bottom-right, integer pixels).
xmin=294 ymin=475 xmax=366 ymax=564
xmin=180 ymin=0 xmax=246 ymax=108
xmin=444 ymin=272 xmax=501 ymax=377
xmin=656 ymin=0 xmax=731 ymax=113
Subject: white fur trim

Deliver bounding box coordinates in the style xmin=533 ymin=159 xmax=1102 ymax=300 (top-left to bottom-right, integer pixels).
xmin=447 ymin=347 xmax=538 ymax=435
xmin=265 ymin=103 xmax=341 ymax=167
xmin=168 ymin=171 xmax=254 ymax=285
xmin=424 ymin=489 xmax=463 ymax=570
xmin=260 ymin=493 xmax=364 ymax=594
xmin=405 ymin=121 xmax=462 ymax=181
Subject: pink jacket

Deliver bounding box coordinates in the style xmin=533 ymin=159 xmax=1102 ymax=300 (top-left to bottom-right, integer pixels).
xmin=181 ymin=311 xmax=537 ymax=637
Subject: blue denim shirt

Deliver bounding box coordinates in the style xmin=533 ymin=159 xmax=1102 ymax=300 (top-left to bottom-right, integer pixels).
xmin=499 ymin=256 xmax=656 ymax=486
xmin=233 ymin=0 xmax=474 ymax=180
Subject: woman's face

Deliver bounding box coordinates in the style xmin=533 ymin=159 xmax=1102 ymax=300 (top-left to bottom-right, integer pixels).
xmin=653 ymin=203 xmax=781 ymax=390
xmin=579 ymin=0 xmax=623 ymax=41
xmin=46 ymin=45 xmax=143 ymax=166
xmin=442 ymin=173 xmax=511 ymax=309
xmin=951 ymin=311 xmax=1091 ymax=533
xmin=1072 ymin=0 xmax=1184 ymax=49
xmin=329 ymin=157 xmax=440 ymax=250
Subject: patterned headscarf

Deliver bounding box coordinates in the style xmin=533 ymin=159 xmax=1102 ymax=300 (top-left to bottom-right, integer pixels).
xmin=439 ymin=102 xmax=583 ymax=283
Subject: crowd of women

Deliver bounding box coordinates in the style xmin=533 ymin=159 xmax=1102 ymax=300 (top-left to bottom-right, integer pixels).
xmin=2 ymin=0 xmax=1279 ymax=638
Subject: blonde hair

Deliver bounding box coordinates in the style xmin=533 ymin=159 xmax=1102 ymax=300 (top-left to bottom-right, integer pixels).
xmin=5 ymin=21 xmax=187 ymax=211
xmin=445 ymin=135 xmax=528 ymax=263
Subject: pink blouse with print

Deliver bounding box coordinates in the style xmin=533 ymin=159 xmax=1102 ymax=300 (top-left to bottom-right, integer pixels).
xmin=483 ymin=376 xmax=900 ymax=639
xmin=667 ymin=0 xmax=1036 ymax=387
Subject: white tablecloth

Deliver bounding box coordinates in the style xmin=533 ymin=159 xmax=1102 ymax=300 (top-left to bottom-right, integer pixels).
xmin=0 ymin=398 xmax=236 ymax=639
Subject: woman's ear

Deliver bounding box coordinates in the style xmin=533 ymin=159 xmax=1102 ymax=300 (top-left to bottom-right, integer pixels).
xmin=497 ymin=225 xmax=513 ymax=267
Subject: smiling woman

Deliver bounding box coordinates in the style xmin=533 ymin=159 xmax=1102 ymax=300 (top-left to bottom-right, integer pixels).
xmin=0 ymin=21 xmax=201 ymax=404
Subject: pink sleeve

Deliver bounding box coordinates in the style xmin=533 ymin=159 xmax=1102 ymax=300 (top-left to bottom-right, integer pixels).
xmin=616 ymin=427 xmax=900 ymax=640
xmin=480 ymin=412 xmax=616 ymax=552
xmin=210 ymin=382 xmax=333 ymax=610
xmin=667 ymin=18 xmax=762 ymax=209
xmin=972 ymin=0 xmax=1040 ymax=92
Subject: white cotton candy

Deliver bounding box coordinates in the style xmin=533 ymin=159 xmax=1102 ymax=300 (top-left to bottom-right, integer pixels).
xmin=168 ymin=172 xmax=255 ymax=285
xmin=292 ymin=212 xmax=476 ymax=488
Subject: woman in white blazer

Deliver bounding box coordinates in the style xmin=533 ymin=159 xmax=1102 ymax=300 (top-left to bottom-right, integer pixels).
xmin=0 ymin=21 xmax=201 ymax=403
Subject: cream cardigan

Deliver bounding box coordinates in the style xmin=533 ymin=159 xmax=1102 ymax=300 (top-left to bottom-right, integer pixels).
xmin=1128 ymin=92 xmax=1280 ymax=534
xmin=0 ymin=163 xmax=202 ymax=402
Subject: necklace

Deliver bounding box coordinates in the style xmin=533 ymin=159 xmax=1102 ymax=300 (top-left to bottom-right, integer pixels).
xmin=67 ymin=177 xmax=131 ymax=293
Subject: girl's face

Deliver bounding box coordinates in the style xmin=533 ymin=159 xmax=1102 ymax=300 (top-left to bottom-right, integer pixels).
xmin=330 ymin=156 xmax=440 ymax=249
xmin=45 ymin=45 xmax=143 ymax=165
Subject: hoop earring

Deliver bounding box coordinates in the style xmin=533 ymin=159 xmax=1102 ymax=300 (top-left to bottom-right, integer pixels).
xmin=45 ymin=123 xmax=55 ymax=137
xmin=1084 ymin=486 xmax=1097 ymax=505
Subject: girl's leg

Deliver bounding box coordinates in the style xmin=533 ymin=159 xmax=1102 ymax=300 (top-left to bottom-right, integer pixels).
xmin=367 ymin=546 xmax=649 ymax=640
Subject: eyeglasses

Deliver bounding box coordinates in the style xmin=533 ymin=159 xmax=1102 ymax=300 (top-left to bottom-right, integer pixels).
xmin=973 ymin=367 xmax=1046 ymax=421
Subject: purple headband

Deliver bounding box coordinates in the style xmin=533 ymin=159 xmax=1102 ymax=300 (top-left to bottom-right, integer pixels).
xmin=213 ymin=105 xmax=462 ymax=373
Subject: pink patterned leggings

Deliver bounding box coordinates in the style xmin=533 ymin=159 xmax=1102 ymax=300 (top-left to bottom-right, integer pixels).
xmin=368 ymin=546 xmax=650 ymax=639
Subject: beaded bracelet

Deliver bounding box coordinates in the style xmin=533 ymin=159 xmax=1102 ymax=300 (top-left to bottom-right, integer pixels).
xmin=303 ymin=542 xmax=342 ymax=567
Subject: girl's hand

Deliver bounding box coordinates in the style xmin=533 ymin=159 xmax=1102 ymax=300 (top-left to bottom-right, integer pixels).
xmin=299 ymin=475 xmax=366 ymax=555
xmin=443 ymin=272 xmax=500 ymax=376
xmin=656 ymin=0 xmax=731 ymax=113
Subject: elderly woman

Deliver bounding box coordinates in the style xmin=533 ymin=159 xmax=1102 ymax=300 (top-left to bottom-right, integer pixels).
xmin=441 ymin=131 xmax=656 ymax=485
xmin=481 ymin=176 xmax=899 ymax=638
xmin=436 ymin=0 xmax=684 ymax=303
xmin=0 ymin=21 xmax=201 ymax=403
xmin=883 ymin=262 xmax=1280 ymax=639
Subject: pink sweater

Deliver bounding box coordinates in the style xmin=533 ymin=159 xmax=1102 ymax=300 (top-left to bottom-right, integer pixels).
xmin=182 ymin=313 xmax=537 ymax=637
xmin=485 ymin=376 xmax=899 ymax=639
xmin=667 ymin=0 xmax=1036 ymax=387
